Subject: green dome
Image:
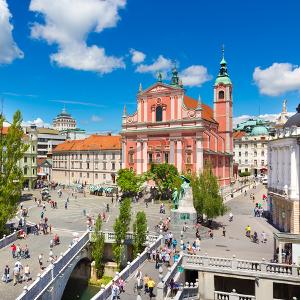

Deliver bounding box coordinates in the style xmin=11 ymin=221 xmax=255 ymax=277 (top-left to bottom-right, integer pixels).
xmin=215 ymin=76 xmax=232 ymax=85
xmin=250 ymin=126 xmax=269 ymax=136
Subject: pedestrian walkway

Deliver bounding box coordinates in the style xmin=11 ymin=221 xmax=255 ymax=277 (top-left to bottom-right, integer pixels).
xmin=120 ymin=260 xmax=168 ymax=300
xmin=0 ymin=230 xmax=74 ymax=300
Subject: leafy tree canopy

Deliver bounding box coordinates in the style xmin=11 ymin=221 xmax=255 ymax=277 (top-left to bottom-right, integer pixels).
xmin=150 ymin=163 xmax=181 ymax=198
xmin=0 ymin=111 xmax=28 ymax=236
xmin=191 ymin=164 xmax=227 ymax=220
xmin=116 ymin=168 xmax=142 ymax=195
xmin=92 ymin=216 xmax=105 ymax=278
xmin=133 ymin=211 xmax=147 ymax=258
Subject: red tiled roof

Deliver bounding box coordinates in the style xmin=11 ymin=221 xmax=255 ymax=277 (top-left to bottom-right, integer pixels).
xmin=183 ymin=95 xmax=216 ymax=123
xmin=1 ymin=127 xmax=9 ymax=135
xmin=233 ymin=131 xmax=246 ymax=140
xmin=53 ymin=135 xmax=121 ymax=152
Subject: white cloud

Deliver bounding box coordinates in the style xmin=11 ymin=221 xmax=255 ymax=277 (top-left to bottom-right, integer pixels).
xmin=180 ymin=65 xmax=212 ymax=87
xmin=130 ymin=49 xmax=146 ymax=64
xmin=91 ymin=115 xmax=102 ymax=122
xmin=253 ymin=63 xmax=300 ymax=96
xmin=136 ymin=55 xmax=172 ymax=73
xmin=233 ymin=112 xmax=293 ymax=128
xmin=29 ymin=0 xmax=126 ymax=74
xmin=0 ymin=0 xmax=23 ymax=64
xmin=22 ymin=118 xmax=51 ymax=128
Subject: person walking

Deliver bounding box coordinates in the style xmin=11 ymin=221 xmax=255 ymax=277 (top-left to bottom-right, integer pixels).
xmin=143 ymin=274 xmax=149 ymax=294
xmin=13 ymin=265 xmax=19 ymax=286
xmin=24 ymin=265 xmax=30 ymax=282
xmin=147 ymin=277 xmax=155 ymax=298
xmin=111 ymin=280 xmax=119 ymax=300
xmin=64 ymin=200 xmax=68 ymax=209
xmin=3 ymin=265 xmax=9 ymax=283
xmin=38 ymin=253 xmax=43 ymax=270
xmin=11 ymin=243 xmax=16 ymax=258
xmin=222 ymin=226 xmax=226 ymax=237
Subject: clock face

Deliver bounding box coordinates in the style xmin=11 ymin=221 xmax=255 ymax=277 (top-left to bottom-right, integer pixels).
xmin=127 ymin=117 xmax=133 ymax=123
xmin=188 ymin=111 xmax=195 ymax=118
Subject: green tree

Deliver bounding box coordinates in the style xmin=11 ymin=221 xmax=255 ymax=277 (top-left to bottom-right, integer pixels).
xmin=112 ymin=198 xmax=132 ymax=268
xmin=132 ymin=211 xmax=147 ymax=258
xmin=116 ymin=168 xmax=142 ymax=196
xmin=0 ymin=111 xmax=28 ymax=236
xmin=191 ymin=164 xmax=227 ymax=221
xmin=150 ymin=163 xmax=181 ymax=199
xmin=91 ymin=216 xmax=105 ymax=278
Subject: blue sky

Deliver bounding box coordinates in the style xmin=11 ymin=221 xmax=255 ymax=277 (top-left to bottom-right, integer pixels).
xmin=1 ymin=0 xmax=300 ymax=133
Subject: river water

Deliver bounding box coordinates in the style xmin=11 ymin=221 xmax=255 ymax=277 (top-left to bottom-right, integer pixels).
xmin=62 ymin=278 xmax=100 ymax=300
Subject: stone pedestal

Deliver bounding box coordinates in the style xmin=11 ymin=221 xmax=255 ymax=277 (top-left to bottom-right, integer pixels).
xmin=171 ymin=187 xmax=197 ymax=225
xmin=104 ymin=262 xmax=118 ymax=278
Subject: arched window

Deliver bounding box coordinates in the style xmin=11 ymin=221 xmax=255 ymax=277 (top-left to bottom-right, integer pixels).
xmin=218 ymin=91 xmax=225 ymax=99
xmin=156 ymin=106 xmax=163 ymax=122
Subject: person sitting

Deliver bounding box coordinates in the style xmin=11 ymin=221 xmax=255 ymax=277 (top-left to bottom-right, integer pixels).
xmin=53 ymin=234 xmax=60 ymax=245
xmin=18 ymin=229 xmax=26 ymax=239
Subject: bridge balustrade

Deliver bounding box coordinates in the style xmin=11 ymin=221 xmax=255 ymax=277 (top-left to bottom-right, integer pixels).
xmin=91 ymin=235 xmax=163 ymax=300
xmin=16 ymin=231 xmax=90 ymax=300
xmin=183 ymin=254 xmax=300 ymax=279
xmin=214 ymin=290 xmax=255 ymax=300
xmin=0 ymin=231 xmax=17 ymax=249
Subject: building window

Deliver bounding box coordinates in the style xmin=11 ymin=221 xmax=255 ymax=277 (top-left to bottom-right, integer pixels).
xmin=156 ymin=153 xmax=161 ymax=163
xmin=148 ymin=153 xmax=153 ymax=163
xmin=87 ymin=173 xmax=89 ymax=178
xmin=103 ymin=162 xmax=107 ymax=170
xmin=239 ymin=144 xmax=242 ymax=148
xmin=112 ymin=162 xmax=115 ymax=170
xmin=238 ymin=152 xmax=241 ymax=157
xmin=95 ymin=173 xmax=98 ymax=179
xmin=103 ymin=174 xmax=106 ymax=179
xmin=254 ymin=151 xmax=257 ymax=157
xmin=24 ymin=157 xmax=27 ymax=163
xmin=186 ymin=153 xmax=192 ymax=164
xmin=164 ymin=153 xmax=169 ymax=163
xmin=245 ymin=159 xmax=248 ymax=164
xmin=245 ymin=144 xmax=248 ymax=149
xmin=112 ymin=153 xmax=115 ymax=160
xmin=103 ymin=153 xmax=106 ymax=160
xmin=72 ymin=154 xmax=74 ymax=159
xmin=254 ymin=160 xmax=257 ymax=166
xmin=71 ymin=162 xmax=74 ymax=169
xmin=218 ymin=90 xmax=225 ymax=99
xmin=80 ymin=172 xmax=82 ymax=178
xmin=87 ymin=163 xmax=90 ymax=169
xmin=87 ymin=154 xmax=89 ymax=159
xmin=261 ymin=160 xmax=265 ymax=166
xmin=156 ymin=106 xmax=163 ymax=122
xmin=129 ymin=153 xmax=134 ymax=164
xmin=33 ymin=169 xmax=35 ymax=175
xmin=71 ymin=172 xmax=74 ymax=177
xmin=80 ymin=154 xmax=82 ymax=160
xmin=95 ymin=163 xmax=98 ymax=170
xmin=80 ymin=162 xmax=82 ymax=169
xmin=261 ymin=151 xmax=265 ymax=156
xmin=245 ymin=151 xmax=248 ymax=157
xmin=32 ymin=146 xmax=35 ymax=152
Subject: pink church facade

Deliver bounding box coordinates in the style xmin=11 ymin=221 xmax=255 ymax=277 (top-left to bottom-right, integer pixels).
xmin=121 ymin=53 xmax=233 ymax=187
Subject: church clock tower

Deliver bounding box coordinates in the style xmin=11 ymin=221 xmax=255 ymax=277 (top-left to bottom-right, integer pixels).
xmin=213 ymin=48 xmax=233 ymax=154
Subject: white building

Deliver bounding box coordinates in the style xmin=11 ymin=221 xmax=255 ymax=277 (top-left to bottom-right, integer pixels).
xmin=36 ymin=127 xmax=66 ymax=158
xmin=268 ymin=105 xmax=300 ymax=265
xmin=52 ymin=134 xmax=122 ymax=186
xmin=53 ymin=108 xmax=76 ymax=132
xmin=233 ymin=125 xmax=269 ymax=176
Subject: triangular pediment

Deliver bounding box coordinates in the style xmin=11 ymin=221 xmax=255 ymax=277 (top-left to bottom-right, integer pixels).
xmin=140 ymin=82 xmax=182 ymax=96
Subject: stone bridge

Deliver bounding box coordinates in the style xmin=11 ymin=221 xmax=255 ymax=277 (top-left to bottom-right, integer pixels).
xmin=16 ymin=231 xmax=159 ymax=300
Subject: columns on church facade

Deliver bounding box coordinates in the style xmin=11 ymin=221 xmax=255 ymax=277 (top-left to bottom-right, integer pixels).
xmin=142 ymin=140 xmax=148 ymax=173
xmin=176 ymin=140 xmax=182 ymax=173
xmin=136 ymin=140 xmax=142 ymax=174
xmin=122 ymin=140 xmax=127 ymax=169
xmin=196 ymin=137 xmax=203 ymax=173
xmin=170 ymin=140 xmax=175 ymax=165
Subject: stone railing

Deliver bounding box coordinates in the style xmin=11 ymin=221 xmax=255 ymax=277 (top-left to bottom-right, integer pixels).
xmin=183 ymin=254 xmax=300 ymax=279
xmin=160 ymin=254 xmax=183 ymax=297
xmin=91 ymin=235 xmax=163 ymax=300
xmin=16 ymin=231 xmax=90 ymax=300
xmin=214 ymin=290 xmax=256 ymax=300
xmin=0 ymin=231 xmax=17 ymax=249
xmin=92 ymin=230 xmax=158 ymax=244
xmin=172 ymin=283 xmax=198 ymax=300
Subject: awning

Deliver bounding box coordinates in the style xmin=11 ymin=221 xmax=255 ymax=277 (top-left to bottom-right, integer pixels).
xmin=37 ymin=172 xmax=47 ymax=176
